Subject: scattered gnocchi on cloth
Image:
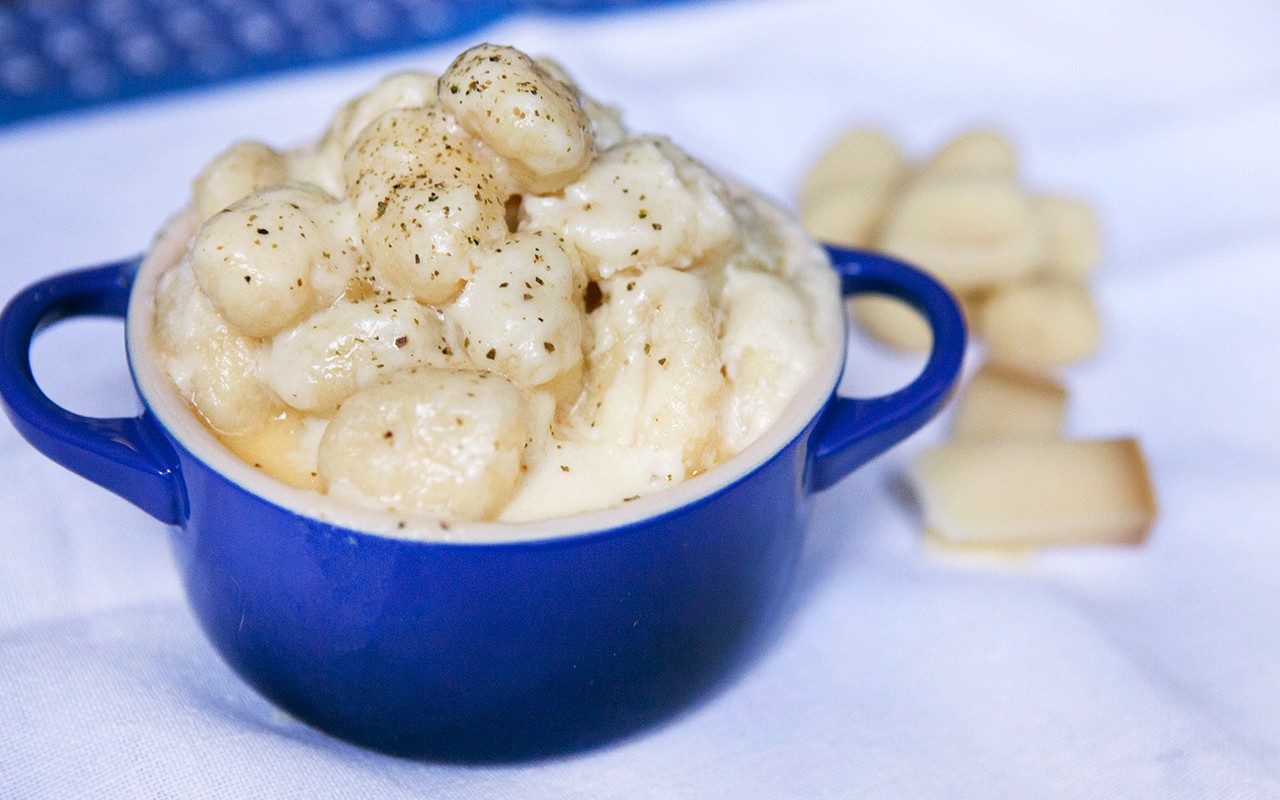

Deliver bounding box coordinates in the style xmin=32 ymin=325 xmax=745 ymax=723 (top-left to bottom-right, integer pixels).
xmin=152 ymin=43 xmax=840 ymax=525
xmin=799 ymin=127 xmax=1156 ymax=552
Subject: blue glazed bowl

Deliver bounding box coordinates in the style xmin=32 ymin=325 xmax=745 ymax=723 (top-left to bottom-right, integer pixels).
xmin=0 ymin=241 xmax=964 ymax=760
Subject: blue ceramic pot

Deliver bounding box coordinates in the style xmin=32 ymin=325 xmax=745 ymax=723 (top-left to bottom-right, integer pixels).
xmin=0 ymin=244 xmax=964 ymax=760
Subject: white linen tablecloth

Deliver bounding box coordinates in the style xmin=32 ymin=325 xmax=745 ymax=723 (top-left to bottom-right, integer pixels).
xmin=2 ymin=0 xmax=1279 ymax=796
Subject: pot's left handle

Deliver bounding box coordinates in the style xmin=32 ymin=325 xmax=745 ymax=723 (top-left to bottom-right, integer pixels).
xmin=0 ymin=260 xmax=186 ymax=524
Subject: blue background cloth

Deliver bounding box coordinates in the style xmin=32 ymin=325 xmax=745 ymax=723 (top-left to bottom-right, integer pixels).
xmin=0 ymin=0 xmax=698 ymax=126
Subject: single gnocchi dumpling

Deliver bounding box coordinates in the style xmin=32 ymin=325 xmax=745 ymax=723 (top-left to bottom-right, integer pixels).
xmin=533 ymin=56 xmax=628 ymax=149
xmin=800 ymin=187 xmax=892 ymax=249
xmin=191 ymin=140 xmax=289 ymax=224
xmin=154 ymin=262 xmax=281 ymax=434
xmin=439 ymin=44 xmax=594 ymax=195
xmin=190 ymin=184 xmax=361 ymax=338
xmin=798 ymin=127 xmax=905 ymax=215
xmin=318 ymin=72 xmax=440 ymax=171
xmin=849 ymin=294 xmax=933 ymax=353
xmin=573 ymin=267 xmax=726 ymax=477
xmin=344 ymin=107 xmax=508 ymax=304
xmin=878 ymin=176 xmax=1045 ymax=291
xmin=265 ymin=297 xmax=461 ymax=413
xmin=918 ymin=129 xmax=1018 ymax=180
xmin=445 ymin=231 xmax=586 ymax=391
xmin=1036 ymin=195 xmax=1102 ymax=279
xmin=974 ymin=278 xmax=1102 ymax=369
xmin=317 ymin=368 xmax=528 ymax=520
xmin=523 ymin=136 xmax=737 ymax=281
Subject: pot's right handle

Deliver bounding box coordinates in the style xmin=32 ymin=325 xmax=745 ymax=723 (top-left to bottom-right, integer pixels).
xmin=0 ymin=260 xmax=186 ymax=524
xmin=807 ymin=246 xmax=967 ymax=493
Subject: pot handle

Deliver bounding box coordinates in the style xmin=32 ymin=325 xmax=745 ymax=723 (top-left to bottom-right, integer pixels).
xmin=0 ymin=260 xmax=186 ymax=523
xmin=807 ymin=246 xmax=967 ymax=493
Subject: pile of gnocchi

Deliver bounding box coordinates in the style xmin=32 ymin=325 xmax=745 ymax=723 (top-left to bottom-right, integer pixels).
xmin=800 ymin=128 xmax=1156 ymax=552
xmin=152 ymin=44 xmax=839 ymax=525
xmin=801 ymin=127 xmax=1102 ymax=363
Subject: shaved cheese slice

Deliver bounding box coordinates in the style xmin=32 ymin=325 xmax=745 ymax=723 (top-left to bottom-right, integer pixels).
xmin=909 ymin=438 xmax=1157 ymax=547
xmin=952 ymin=361 xmax=1067 ymax=439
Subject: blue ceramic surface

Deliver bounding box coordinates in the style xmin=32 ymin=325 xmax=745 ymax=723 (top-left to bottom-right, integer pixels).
xmin=0 ymin=245 xmax=964 ymax=760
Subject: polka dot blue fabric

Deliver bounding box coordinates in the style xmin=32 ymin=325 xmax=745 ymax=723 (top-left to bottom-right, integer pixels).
xmin=0 ymin=0 xmax=692 ymax=127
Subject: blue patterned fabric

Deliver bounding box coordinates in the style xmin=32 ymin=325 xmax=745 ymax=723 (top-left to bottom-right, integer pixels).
xmin=0 ymin=0 xmax=699 ymax=126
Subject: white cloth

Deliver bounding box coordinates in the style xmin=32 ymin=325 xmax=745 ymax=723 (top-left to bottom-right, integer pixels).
xmin=3 ymin=0 xmax=1279 ymax=796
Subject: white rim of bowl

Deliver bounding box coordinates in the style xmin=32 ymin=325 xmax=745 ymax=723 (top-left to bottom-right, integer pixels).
xmin=126 ymin=211 xmax=848 ymax=545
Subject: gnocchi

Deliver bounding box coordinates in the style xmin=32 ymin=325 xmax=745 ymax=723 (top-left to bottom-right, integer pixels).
xmin=522 ymin=136 xmax=736 ymax=280
xmin=797 ymin=127 xmax=1105 ymax=362
xmin=343 ymin=107 xmax=507 ymax=305
xmin=190 ymin=184 xmax=360 ymax=337
xmin=265 ymin=297 xmax=460 ymax=413
xmin=439 ymin=44 xmax=594 ymax=195
xmin=153 ymin=262 xmax=282 ymax=435
xmin=318 ymin=368 xmax=528 ymax=520
xmin=974 ymin=278 xmax=1102 ymax=370
xmin=444 ymin=231 xmax=586 ymax=390
xmin=571 ymin=267 xmax=726 ymax=477
xmin=800 ymin=127 xmax=1155 ymax=552
xmin=879 ymin=176 xmax=1045 ymax=291
xmin=191 ymin=140 xmax=289 ymax=224
xmin=152 ymin=43 xmax=840 ymax=527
